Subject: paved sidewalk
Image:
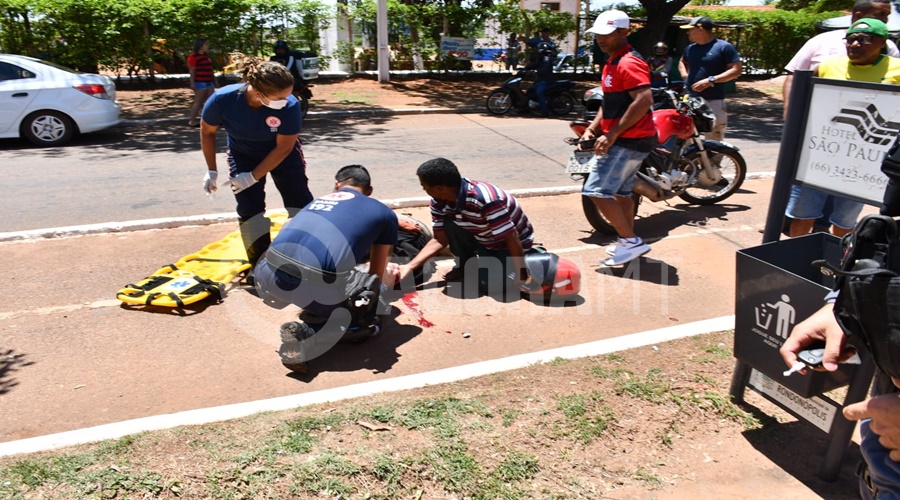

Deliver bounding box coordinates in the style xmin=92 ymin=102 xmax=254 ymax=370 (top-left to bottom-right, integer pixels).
xmin=0 ymin=176 xmax=863 ymax=497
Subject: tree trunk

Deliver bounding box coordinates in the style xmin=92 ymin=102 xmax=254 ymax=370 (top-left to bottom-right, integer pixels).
xmin=144 ymin=20 xmax=154 ymax=78
xmin=637 ymin=0 xmax=692 ymax=57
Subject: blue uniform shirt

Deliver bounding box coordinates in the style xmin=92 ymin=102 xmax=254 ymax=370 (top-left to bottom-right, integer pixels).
xmin=682 ymin=38 xmax=740 ymax=101
xmin=269 ymin=188 xmax=399 ymax=273
xmin=201 ymin=83 xmax=302 ymax=157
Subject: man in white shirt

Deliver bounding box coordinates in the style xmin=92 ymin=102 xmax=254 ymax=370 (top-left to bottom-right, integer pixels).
xmin=783 ymin=0 xmax=897 ymax=117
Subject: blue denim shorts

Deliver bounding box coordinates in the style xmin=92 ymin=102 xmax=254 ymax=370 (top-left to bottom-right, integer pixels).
xmin=786 ymin=184 xmax=864 ymax=230
xmin=582 ymin=144 xmax=649 ymax=198
xmin=194 ymin=81 xmax=215 ymax=90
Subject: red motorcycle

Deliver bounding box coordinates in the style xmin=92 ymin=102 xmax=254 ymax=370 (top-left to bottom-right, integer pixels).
xmin=565 ymin=88 xmax=747 ymax=233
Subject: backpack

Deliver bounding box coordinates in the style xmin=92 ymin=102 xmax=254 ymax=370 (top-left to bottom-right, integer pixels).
xmin=814 ymin=214 xmax=900 ymax=378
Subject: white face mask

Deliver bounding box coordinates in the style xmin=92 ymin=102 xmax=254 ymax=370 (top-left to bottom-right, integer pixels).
xmin=258 ymin=92 xmax=288 ymax=110
xmin=264 ymin=98 xmax=288 ymax=110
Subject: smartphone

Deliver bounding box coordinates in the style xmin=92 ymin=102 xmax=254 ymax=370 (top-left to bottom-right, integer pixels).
xmin=797 ymin=346 xmax=825 ymax=369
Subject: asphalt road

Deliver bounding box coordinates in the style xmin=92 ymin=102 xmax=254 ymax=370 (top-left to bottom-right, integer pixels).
xmin=0 ymin=109 xmax=781 ymax=233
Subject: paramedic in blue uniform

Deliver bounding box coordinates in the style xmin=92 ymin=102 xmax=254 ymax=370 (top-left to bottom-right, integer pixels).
xmin=253 ymin=165 xmax=400 ymax=373
xmin=199 ymin=58 xmax=313 ymax=266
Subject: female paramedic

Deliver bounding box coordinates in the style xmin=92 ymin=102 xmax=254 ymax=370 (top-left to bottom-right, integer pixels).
xmin=198 ymin=58 xmax=313 ymax=267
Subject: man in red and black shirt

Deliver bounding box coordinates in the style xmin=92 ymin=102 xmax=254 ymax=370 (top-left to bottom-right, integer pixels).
xmin=398 ymin=157 xmax=536 ymax=293
xmin=581 ymin=10 xmax=656 ymax=267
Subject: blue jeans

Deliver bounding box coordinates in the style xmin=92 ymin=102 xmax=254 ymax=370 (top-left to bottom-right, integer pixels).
xmin=534 ymin=80 xmax=550 ymax=115
xmin=582 ymin=144 xmax=649 ymax=198
xmin=859 ymin=373 xmax=900 ymax=500
xmin=786 ymin=184 xmax=864 ymax=230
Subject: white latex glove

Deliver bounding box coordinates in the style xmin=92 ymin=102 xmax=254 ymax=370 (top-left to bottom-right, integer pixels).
xmin=202 ymin=170 xmax=218 ymax=194
xmin=223 ymin=172 xmax=258 ymax=194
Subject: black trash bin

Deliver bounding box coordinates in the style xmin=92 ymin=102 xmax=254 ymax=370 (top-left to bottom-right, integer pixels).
xmin=734 ymin=233 xmax=859 ymax=398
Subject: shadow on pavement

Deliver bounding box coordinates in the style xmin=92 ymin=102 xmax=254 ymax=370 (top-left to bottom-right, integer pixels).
xmin=287 ymin=306 xmax=424 ymax=381
xmin=117 ymin=300 xmax=219 ymax=316
xmin=638 ymin=202 xmax=752 ymax=242
xmin=0 ymin=111 xmax=403 ymax=155
xmin=595 ymin=256 xmax=680 ymax=286
xmin=576 ymin=201 xmax=752 ymax=249
xmin=740 ymin=403 xmax=862 ymax=499
xmin=727 ymin=107 xmax=783 ymax=143
xmin=0 ymin=349 xmax=33 ymax=396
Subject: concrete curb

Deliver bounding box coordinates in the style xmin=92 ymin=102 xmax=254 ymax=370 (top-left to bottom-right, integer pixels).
xmin=119 ymin=101 xmax=773 ymax=127
xmin=0 ymin=175 xmax=774 ymax=243
xmin=0 ymin=186 xmax=580 ymax=243
xmin=120 ymin=106 xmax=486 ymax=127
xmin=0 ymin=315 xmax=735 ymax=457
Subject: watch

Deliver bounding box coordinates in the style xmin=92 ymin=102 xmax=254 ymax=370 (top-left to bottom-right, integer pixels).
xmin=708 ymin=76 xmax=716 ymax=84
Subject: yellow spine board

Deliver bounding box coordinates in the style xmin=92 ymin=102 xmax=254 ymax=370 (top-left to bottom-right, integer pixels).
xmin=117 ymin=214 xmax=287 ymax=308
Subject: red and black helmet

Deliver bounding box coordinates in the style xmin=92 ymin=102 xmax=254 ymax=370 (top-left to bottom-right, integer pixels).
xmin=522 ymin=251 xmax=581 ymax=296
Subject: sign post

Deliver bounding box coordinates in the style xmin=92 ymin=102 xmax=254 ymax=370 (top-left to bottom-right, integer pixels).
xmin=730 ymin=70 xmax=899 ymax=481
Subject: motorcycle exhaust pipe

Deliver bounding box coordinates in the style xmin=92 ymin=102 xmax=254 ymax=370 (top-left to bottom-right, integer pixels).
xmin=633 ymin=175 xmax=666 ymax=202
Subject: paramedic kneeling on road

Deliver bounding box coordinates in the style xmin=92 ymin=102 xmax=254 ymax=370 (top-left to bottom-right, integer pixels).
xmin=253 ymin=165 xmax=399 ymax=374
xmin=199 ymin=58 xmax=313 ymax=267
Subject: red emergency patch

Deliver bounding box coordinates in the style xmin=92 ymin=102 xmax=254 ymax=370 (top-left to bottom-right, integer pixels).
xmin=266 ymin=116 xmax=282 ymax=128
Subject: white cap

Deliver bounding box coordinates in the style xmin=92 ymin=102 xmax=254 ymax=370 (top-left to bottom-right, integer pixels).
xmin=586 ymin=10 xmax=630 ymax=36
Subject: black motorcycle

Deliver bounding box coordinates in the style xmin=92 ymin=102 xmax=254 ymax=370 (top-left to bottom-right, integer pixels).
xmin=485 ymin=69 xmax=576 ymax=116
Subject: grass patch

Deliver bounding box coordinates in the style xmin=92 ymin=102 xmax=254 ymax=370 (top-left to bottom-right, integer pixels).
xmin=614 ymin=367 xmax=671 ymax=404
xmin=556 ymin=392 xmax=616 ymax=443
xmin=0 ymin=330 xmax=795 ymax=498
xmin=330 ymin=89 xmax=378 ymax=105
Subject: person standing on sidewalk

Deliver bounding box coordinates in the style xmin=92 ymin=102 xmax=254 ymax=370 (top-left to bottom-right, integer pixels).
xmin=580 ymin=10 xmax=656 ymax=267
xmin=505 ymin=33 xmax=520 ymax=71
xmin=785 ymin=18 xmax=900 ymax=238
xmin=199 ymin=58 xmax=313 ymax=267
xmin=678 ymin=16 xmax=742 ymax=141
xmin=187 ymin=38 xmax=216 ymax=127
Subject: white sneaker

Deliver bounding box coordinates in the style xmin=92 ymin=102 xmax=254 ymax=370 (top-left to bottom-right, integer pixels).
xmin=601 ymin=237 xmax=650 ymax=267
xmin=605 ymin=238 xmax=624 ymax=256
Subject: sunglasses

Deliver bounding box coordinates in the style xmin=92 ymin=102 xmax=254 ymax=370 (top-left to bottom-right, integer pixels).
xmin=844 ymin=34 xmax=878 ymax=45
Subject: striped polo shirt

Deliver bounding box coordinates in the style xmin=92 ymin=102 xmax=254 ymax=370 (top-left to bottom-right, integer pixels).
xmin=430 ymin=178 xmax=534 ymax=250
xmin=188 ymin=52 xmax=215 ymax=83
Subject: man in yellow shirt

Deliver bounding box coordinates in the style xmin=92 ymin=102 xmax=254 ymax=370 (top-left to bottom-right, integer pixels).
xmin=786 ymin=18 xmax=900 ymax=238
xmin=815 ymin=18 xmax=900 ymax=83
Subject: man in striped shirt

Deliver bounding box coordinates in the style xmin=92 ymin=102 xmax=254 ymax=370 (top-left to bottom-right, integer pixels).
xmin=398 ymin=158 xmax=535 ymax=291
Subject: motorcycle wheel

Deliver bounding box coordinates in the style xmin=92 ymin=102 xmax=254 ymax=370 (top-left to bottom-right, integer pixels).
xmin=486 ymin=89 xmax=514 ymax=115
xmin=299 ymin=94 xmax=310 ymax=118
xmin=550 ymin=93 xmax=575 ymax=115
xmin=580 ymin=178 xmax=641 ymax=234
xmin=678 ymin=146 xmax=747 ymax=205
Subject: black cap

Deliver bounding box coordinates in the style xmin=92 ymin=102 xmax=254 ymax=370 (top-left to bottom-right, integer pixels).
xmin=540 ymin=27 xmax=550 ymax=32
xmin=681 ymin=16 xmax=714 ymax=30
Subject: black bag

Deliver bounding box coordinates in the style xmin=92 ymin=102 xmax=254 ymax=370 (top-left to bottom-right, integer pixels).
xmin=815 ymin=215 xmax=900 ymax=378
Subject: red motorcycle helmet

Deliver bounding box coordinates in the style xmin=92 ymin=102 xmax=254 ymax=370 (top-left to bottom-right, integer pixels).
xmin=522 ymin=251 xmax=581 ymax=296
xmin=653 ymin=108 xmax=694 ymax=143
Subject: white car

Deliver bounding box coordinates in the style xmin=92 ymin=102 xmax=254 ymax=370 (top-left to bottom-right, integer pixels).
xmin=0 ymin=54 xmax=121 ymax=147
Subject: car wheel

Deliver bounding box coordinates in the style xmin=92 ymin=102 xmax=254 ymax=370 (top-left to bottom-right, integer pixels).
xmin=22 ymin=110 xmax=75 ymax=147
